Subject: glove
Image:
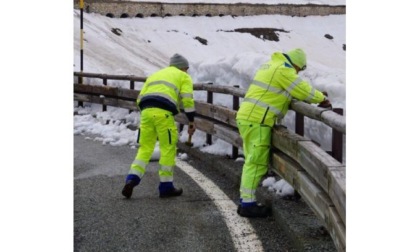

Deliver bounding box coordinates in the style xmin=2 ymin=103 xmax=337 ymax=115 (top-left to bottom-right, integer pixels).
xmin=318 ymin=91 xmax=332 ymax=109
xmin=188 ymin=122 xmax=196 ymax=135
xmin=318 ymin=99 xmax=332 ymax=109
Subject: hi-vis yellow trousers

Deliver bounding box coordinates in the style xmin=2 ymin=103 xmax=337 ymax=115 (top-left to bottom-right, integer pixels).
xmin=128 ymin=108 xmax=179 ymax=182
xmin=237 ymin=119 xmax=271 ymax=203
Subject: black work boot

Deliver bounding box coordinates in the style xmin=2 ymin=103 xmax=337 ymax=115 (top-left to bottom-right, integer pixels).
xmin=238 ymin=203 xmax=272 ymax=218
xmin=122 ymin=180 xmax=137 ymax=199
xmin=159 ymin=187 xmax=183 ymax=198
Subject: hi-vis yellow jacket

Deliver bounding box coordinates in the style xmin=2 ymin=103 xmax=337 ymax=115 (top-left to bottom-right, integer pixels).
xmin=236 ymin=52 xmax=325 ymax=127
xmin=137 ymin=66 xmax=195 ymax=118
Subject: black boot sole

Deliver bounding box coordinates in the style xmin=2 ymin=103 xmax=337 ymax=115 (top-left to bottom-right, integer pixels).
xmin=159 ymin=188 xmax=183 ymax=198
xmin=237 ymin=205 xmax=272 ymax=218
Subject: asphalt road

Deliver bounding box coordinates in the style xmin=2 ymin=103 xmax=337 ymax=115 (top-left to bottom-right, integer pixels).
xmin=74 ymin=134 xmax=298 ymax=252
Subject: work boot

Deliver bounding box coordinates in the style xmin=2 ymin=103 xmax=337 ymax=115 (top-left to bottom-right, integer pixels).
xmin=159 ymin=187 xmax=183 ymax=198
xmin=159 ymin=182 xmax=183 ymax=198
xmin=122 ymin=174 xmax=141 ymax=199
xmin=237 ymin=203 xmax=272 ymax=218
xmin=122 ymin=180 xmax=137 ymax=199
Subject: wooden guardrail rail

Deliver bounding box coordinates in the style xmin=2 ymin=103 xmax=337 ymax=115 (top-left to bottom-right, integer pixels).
xmin=74 ymin=71 xmax=346 ymax=251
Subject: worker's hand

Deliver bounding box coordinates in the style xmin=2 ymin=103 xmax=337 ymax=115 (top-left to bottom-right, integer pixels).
xmin=318 ymin=91 xmax=332 ymax=109
xmin=318 ymin=98 xmax=332 ymax=109
xmin=188 ymin=122 xmax=196 ymax=135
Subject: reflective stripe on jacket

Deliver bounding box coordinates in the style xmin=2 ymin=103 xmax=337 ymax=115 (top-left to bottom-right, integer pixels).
xmin=137 ymin=66 xmax=195 ymax=115
xmin=236 ymin=52 xmax=325 ymax=126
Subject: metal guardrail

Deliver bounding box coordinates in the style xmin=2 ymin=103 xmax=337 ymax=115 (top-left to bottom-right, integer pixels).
xmin=74 ymin=71 xmax=346 ymax=251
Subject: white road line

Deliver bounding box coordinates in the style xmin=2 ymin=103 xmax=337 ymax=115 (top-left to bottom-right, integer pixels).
xmin=176 ymin=158 xmax=264 ymax=252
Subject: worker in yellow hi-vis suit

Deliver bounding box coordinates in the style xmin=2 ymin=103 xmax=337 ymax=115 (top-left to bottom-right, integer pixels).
xmin=236 ymin=48 xmax=332 ymax=218
xmin=122 ymin=54 xmax=196 ymax=199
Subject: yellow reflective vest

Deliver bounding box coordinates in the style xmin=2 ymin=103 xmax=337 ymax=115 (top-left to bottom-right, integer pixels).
xmin=236 ymin=52 xmax=325 ymax=127
xmin=137 ymin=66 xmax=195 ymax=116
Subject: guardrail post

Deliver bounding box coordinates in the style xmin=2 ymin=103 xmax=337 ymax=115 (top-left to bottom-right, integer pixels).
xmin=102 ymin=78 xmax=107 ymax=111
xmin=206 ymin=82 xmax=213 ymax=146
xmin=129 ymin=80 xmax=135 ymax=113
xmin=231 ymin=85 xmax=239 ymax=159
xmin=295 ymin=112 xmax=304 ymax=136
xmin=77 ymin=75 xmax=84 ymax=107
xmin=332 ymin=108 xmax=343 ymax=163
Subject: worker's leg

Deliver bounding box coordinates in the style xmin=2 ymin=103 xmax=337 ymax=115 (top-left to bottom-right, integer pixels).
xmin=122 ymin=109 xmax=157 ymax=198
xmin=237 ymin=119 xmax=271 ymax=217
xmin=152 ymin=108 xmax=182 ymax=197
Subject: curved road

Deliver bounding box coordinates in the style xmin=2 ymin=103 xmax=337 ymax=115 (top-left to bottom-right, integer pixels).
xmin=74 ymin=134 xmax=297 ymax=252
